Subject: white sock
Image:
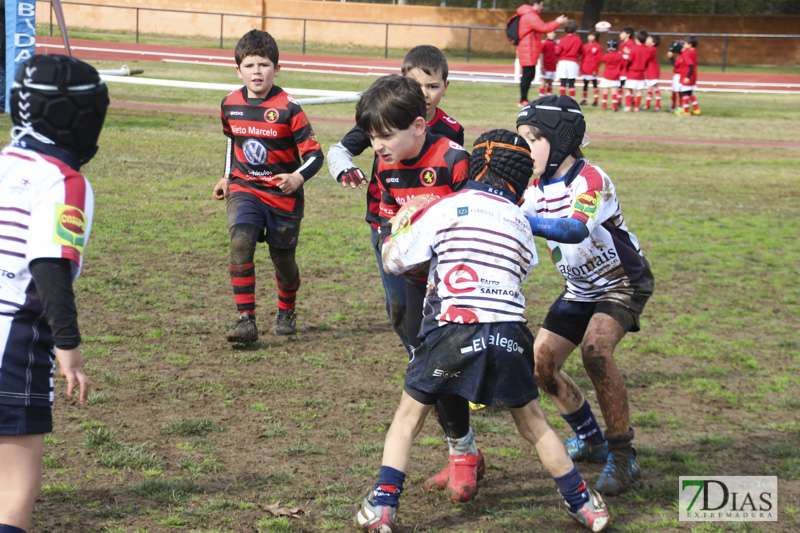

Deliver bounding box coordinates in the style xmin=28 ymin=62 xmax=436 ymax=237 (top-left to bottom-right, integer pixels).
xmin=447 ymin=427 xmax=478 ymax=456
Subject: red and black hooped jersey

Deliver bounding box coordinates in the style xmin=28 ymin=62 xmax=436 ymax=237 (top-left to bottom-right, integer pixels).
xmin=336 ymin=108 xmax=465 ymax=228
xmin=221 ymin=85 xmax=323 ymax=217
xmin=375 ymin=131 xmax=469 ymax=225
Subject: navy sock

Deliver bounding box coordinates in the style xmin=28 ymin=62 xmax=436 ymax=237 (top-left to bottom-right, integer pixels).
xmin=562 ymin=399 xmax=605 ymax=444
xmin=553 ymin=467 xmax=590 ymax=513
xmin=0 ymin=525 xmax=27 ymax=533
xmin=373 ymin=465 xmax=406 ymax=507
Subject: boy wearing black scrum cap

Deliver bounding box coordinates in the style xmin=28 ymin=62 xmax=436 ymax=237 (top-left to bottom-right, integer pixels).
xmin=354 ymin=129 xmax=610 ymax=533
xmin=0 ymin=54 xmax=108 ymax=533
xmin=517 ymin=95 xmax=654 ymax=497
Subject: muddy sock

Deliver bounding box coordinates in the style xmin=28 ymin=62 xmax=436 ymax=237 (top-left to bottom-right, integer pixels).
xmin=374 ymin=466 xmax=405 ymax=507
xmin=447 ymin=427 xmax=478 ymax=456
xmin=563 ymin=399 xmax=605 ymax=444
xmin=554 ymin=467 xmax=590 ymax=513
xmin=230 ymin=262 xmax=255 ymax=317
xmin=605 ymin=428 xmax=636 ymax=456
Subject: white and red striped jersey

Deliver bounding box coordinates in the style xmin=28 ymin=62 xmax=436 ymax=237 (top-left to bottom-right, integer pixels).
xmin=382 ymin=182 xmax=538 ymax=336
xmin=0 ymin=144 xmax=93 ymax=406
xmin=521 ymin=159 xmax=649 ymax=304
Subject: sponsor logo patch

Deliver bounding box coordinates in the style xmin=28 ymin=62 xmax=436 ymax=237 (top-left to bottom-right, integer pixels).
xmin=243 ymin=139 xmax=268 ymax=166
xmin=420 ymin=167 xmax=437 ymax=187
xmin=54 ymin=204 xmax=87 ymax=252
xmin=457 ymin=207 xmax=468 ymax=216
xmin=264 ymin=108 xmax=279 ymax=123
xmin=444 ymin=264 xmax=479 ymax=294
xmin=573 ymin=192 xmax=600 ymax=218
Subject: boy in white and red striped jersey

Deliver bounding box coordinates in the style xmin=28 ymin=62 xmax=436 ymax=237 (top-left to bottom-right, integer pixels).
xmin=0 ymin=54 xmax=108 ymax=533
xmin=354 ymin=128 xmax=610 ymax=533
xmin=517 ymin=95 xmax=654 ymax=497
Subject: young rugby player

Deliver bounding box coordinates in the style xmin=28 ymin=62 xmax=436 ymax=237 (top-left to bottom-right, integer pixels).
xmin=354 ymin=129 xmax=610 ymax=533
xmin=213 ymin=30 xmax=323 ymax=342
xmin=579 ymin=30 xmax=603 ymax=106
xmin=598 ymin=38 xmax=624 ymax=111
xmin=676 ymin=36 xmax=701 ymax=115
xmin=624 ymin=30 xmax=650 ymax=113
xmin=517 ymin=96 xmax=655 ymax=496
xmin=539 ymin=31 xmax=559 ymax=97
xmin=667 ymin=39 xmax=684 ymax=112
xmin=326 ymin=45 xmax=463 ymax=354
xmin=355 ymin=74 xmax=489 ymax=504
xmin=643 ymin=34 xmax=662 ymax=111
xmin=555 ymin=19 xmax=582 ymax=99
xmin=0 ymin=54 xmax=108 ymax=533
xmin=618 ymin=27 xmax=634 ymax=110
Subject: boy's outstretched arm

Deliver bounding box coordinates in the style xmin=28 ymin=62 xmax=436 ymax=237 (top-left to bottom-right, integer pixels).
xmin=525 ymin=215 xmax=589 ymax=243
xmin=327 ymin=126 xmax=371 ymax=189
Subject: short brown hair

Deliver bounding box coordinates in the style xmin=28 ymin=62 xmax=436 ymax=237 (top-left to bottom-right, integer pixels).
xmin=235 ymin=30 xmax=279 ymax=66
xmin=401 ymin=45 xmax=449 ymax=82
xmin=355 ymin=75 xmax=426 ymax=135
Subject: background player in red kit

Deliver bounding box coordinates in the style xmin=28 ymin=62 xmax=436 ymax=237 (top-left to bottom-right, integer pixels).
xmin=676 ymin=36 xmax=701 ymax=115
xmin=598 ymin=38 xmax=623 ymax=111
xmin=540 ymin=31 xmax=559 ymax=97
xmin=643 ymin=34 xmax=662 ymax=111
xmin=213 ymin=30 xmax=323 ymax=342
xmin=555 ymin=19 xmax=582 ymax=99
xmin=580 ymin=30 xmax=603 ymax=106
xmin=624 ymin=30 xmax=650 ymax=113
xmin=617 ymin=27 xmax=634 ymax=108
xmin=0 ymin=54 xmax=108 ymax=533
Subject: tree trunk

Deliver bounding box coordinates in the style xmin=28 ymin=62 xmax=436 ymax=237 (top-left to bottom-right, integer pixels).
xmin=581 ymin=0 xmax=604 ymax=31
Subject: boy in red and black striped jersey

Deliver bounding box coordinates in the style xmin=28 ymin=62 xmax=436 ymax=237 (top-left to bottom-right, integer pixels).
xmin=213 ymin=30 xmax=323 ymax=342
xmin=327 ymin=45 xmax=464 ymax=353
xmin=356 ymin=74 xmax=486 ymax=504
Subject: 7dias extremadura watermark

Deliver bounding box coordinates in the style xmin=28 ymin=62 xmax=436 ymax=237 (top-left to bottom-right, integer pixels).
xmin=679 ymin=476 xmax=777 ymax=522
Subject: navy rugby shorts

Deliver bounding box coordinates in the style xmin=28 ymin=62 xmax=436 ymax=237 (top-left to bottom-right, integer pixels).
xmin=404 ymin=322 xmax=539 ymax=408
xmin=227 ymin=192 xmax=301 ymax=249
xmin=0 ymin=405 xmax=52 ymax=435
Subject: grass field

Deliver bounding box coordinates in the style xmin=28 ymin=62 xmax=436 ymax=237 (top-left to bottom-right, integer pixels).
xmin=5 ymin=61 xmax=799 ymax=532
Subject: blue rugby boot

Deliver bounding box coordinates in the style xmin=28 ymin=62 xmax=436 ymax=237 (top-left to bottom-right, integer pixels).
xmin=565 ymin=437 xmax=609 ymax=463
xmin=596 ymin=448 xmax=640 ymax=495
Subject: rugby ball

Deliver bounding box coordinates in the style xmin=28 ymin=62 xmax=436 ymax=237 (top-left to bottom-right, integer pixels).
xmin=391 ymin=194 xmax=434 ymax=234
xmin=594 ymin=21 xmax=612 ymax=33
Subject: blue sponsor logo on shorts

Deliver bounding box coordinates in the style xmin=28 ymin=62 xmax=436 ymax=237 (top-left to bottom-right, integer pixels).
xmin=457 ymin=207 xmax=468 ymax=216
xmin=243 ymin=139 xmax=268 ymax=166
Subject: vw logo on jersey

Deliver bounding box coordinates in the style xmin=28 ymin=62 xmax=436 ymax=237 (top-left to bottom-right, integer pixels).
xmin=264 ymin=108 xmax=280 ymax=123
xmin=420 ymin=167 xmax=437 ymax=187
xmin=243 ymin=139 xmax=268 ymax=166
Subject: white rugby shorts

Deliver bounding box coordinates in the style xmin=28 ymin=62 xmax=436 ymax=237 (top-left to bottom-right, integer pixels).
xmin=624 ymin=79 xmax=646 ymax=90
xmin=556 ymin=60 xmax=579 ymax=80
xmin=599 ymin=78 xmax=621 ymax=88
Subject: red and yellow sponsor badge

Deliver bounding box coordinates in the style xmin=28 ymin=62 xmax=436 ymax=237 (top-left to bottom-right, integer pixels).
xmin=54 ymin=204 xmax=88 ymax=253
xmin=572 ymin=191 xmax=601 ymax=218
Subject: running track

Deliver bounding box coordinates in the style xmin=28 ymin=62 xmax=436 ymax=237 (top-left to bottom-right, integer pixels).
xmin=35 ymin=37 xmax=800 ymax=149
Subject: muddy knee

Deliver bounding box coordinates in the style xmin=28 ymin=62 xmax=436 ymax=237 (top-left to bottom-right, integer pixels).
xmin=534 ymin=359 xmax=558 ymax=395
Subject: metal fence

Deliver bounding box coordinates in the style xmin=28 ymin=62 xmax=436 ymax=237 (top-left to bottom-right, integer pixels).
xmin=43 ymin=2 xmax=799 ymax=69
xmin=340 ymin=0 xmax=800 ymax=14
